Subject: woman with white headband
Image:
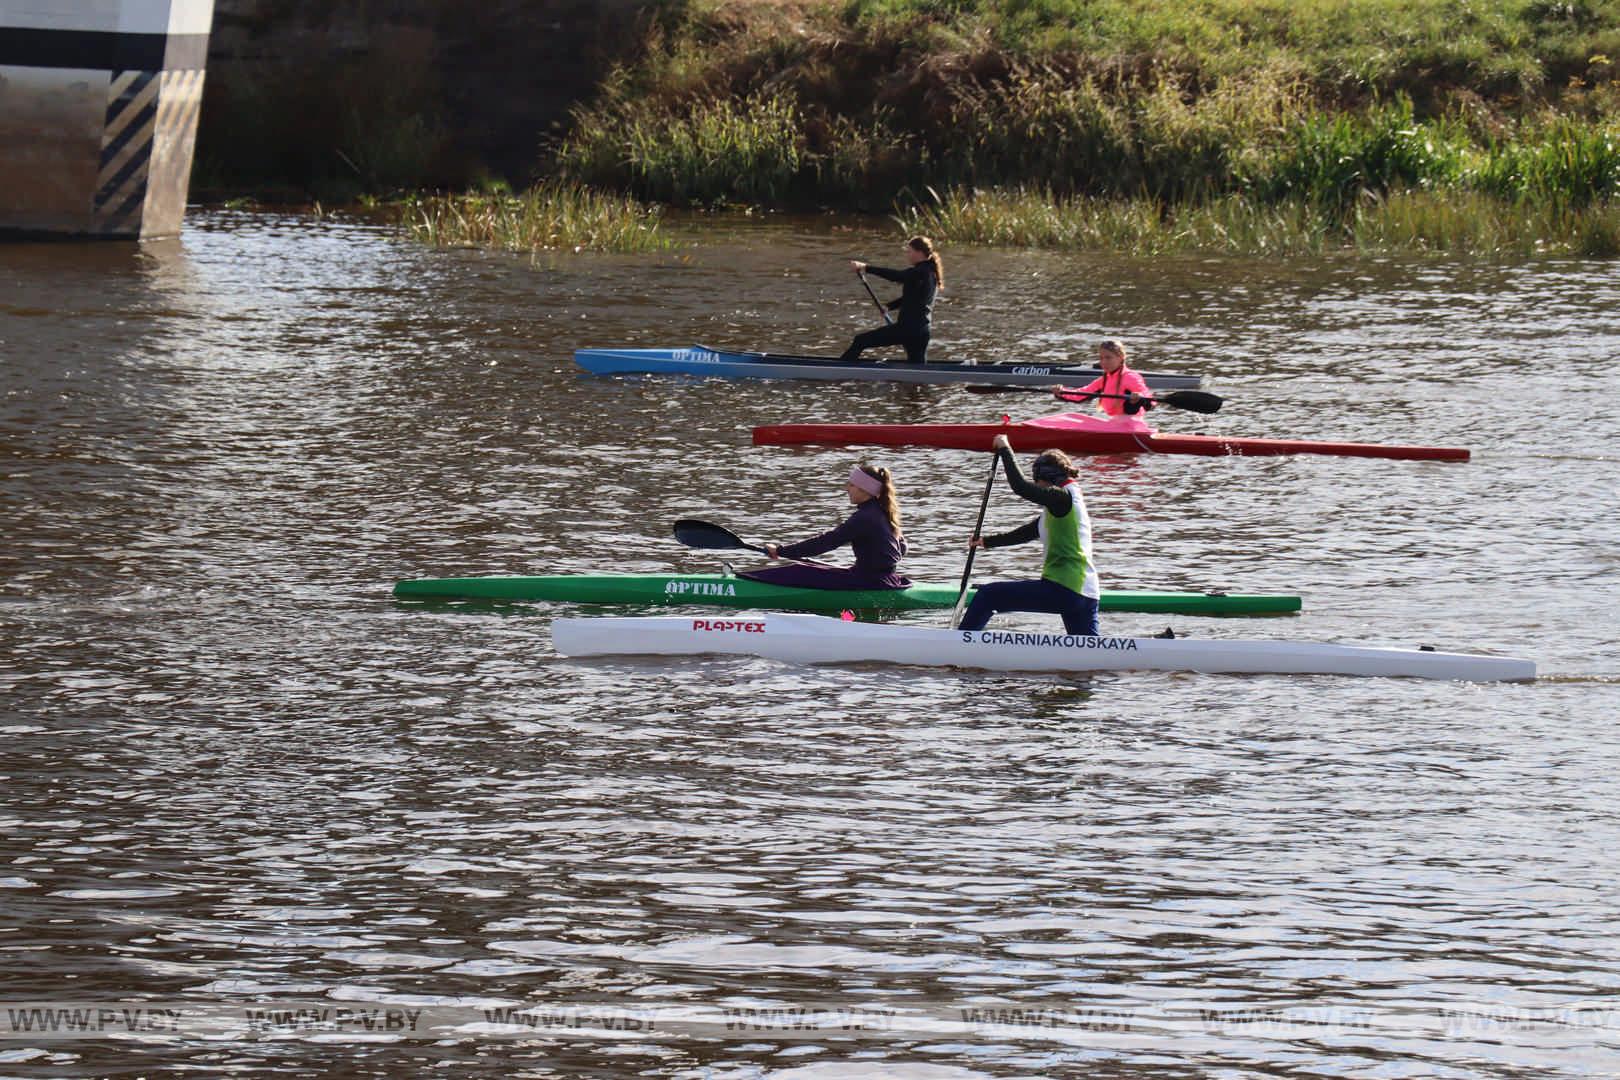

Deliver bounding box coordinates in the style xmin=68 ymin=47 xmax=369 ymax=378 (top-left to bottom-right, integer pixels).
xmin=742 ymin=464 xmax=910 ymax=590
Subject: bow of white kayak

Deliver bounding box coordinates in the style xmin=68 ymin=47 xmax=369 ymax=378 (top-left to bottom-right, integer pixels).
xmin=549 ymin=613 xmax=1536 ymax=683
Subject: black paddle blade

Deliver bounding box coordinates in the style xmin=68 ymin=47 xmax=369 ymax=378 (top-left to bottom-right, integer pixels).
xmin=1158 ymin=389 xmax=1223 ymax=414
xmin=673 ymin=519 xmax=754 ymax=551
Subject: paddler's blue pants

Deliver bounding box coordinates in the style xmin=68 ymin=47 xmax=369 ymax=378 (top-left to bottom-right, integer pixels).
xmin=959 ymin=578 xmax=1099 ymax=635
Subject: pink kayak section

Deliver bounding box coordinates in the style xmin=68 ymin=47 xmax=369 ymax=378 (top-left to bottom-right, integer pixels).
xmin=753 ymin=411 xmax=1471 ymax=462
xmin=1026 ymin=411 xmax=1157 ymax=434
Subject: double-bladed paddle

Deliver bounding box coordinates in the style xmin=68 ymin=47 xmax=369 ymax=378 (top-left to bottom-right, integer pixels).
xmin=950 ymin=452 xmax=1000 ymax=629
xmin=672 ymin=519 xmax=837 ymax=569
xmin=857 ymin=271 xmax=894 ymax=326
xmin=965 ymin=384 xmax=1224 ymax=414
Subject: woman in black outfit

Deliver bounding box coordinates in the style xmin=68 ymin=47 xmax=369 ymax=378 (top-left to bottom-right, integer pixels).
xmin=841 ymin=236 xmax=943 ymax=364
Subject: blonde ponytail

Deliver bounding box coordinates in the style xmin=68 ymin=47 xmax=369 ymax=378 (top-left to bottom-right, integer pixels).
xmin=857 ymin=463 xmax=903 ymax=536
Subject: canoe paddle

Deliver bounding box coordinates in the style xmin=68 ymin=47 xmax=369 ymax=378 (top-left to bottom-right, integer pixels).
xmin=950 ymin=452 xmax=1000 ymax=629
xmin=857 ymin=271 xmax=894 ymax=326
xmin=672 ymin=519 xmax=838 ymax=569
xmin=965 ymin=385 xmax=1223 ymax=414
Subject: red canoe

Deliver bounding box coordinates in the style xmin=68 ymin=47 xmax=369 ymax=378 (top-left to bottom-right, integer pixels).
xmin=753 ymin=412 xmax=1470 ymax=462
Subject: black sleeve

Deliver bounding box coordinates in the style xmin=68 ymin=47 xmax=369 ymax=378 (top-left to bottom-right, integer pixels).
xmin=862 ymin=264 xmax=906 ymax=284
xmin=997 ymin=446 xmax=1072 ymax=515
xmin=983 ymin=517 xmax=1040 ymax=549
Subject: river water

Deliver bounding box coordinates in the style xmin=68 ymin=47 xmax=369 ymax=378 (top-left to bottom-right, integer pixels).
xmin=2 ymin=209 xmax=1617 ymax=1078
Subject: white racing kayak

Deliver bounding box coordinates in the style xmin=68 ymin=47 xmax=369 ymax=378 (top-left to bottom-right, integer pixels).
xmin=550 ymin=613 xmax=1536 ymax=683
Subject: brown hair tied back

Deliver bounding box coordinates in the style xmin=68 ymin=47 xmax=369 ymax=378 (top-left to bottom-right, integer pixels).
xmin=857 ymin=462 xmax=903 ymax=536
xmin=1032 ymin=450 xmax=1079 ymax=486
xmin=908 ymin=236 xmax=944 ymax=290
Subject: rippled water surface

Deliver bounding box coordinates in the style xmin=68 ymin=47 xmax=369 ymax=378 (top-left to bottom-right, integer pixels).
xmin=2 ymin=210 xmax=1618 ymax=1078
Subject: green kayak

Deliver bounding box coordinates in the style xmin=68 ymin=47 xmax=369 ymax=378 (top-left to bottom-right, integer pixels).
xmin=392 ymin=573 xmax=1301 ymax=616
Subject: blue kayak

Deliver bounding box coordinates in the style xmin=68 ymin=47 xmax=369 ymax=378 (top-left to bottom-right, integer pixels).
xmin=574 ymin=345 xmax=1203 ymax=389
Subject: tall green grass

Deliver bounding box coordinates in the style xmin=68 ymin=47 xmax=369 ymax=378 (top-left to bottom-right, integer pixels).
xmin=555 ymin=0 xmax=1620 ymax=206
xmin=1475 ymin=117 xmax=1620 ymax=205
xmin=1258 ymin=103 xmax=1474 ymax=208
xmin=897 ymin=185 xmax=1620 ymax=255
xmin=555 ymin=72 xmax=1620 ymax=245
xmin=385 ymin=0 xmax=1620 ymax=255
xmin=403 ymin=184 xmax=670 ymax=253
xmin=839 ymin=0 xmax=1618 ymax=93
xmin=558 ymin=93 xmax=803 ymax=206
xmin=1351 ymin=190 xmax=1620 ymax=255
xmin=896 ymin=188 xmax=1340 ymax=255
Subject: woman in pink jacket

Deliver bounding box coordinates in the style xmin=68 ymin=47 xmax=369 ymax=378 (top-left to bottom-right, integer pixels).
xmin=1073 ymin=338 xmax=1154 ymax=419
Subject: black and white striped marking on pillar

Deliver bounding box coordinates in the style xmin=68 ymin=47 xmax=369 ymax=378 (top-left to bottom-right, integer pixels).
xmin=0 ymin=0 xmax=214 ymax=239
xmin=95 ymin=70 xmax=162 ymax=232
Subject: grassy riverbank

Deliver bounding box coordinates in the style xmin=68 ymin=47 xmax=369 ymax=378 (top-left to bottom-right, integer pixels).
xmin=541 ymin=0 xmax=1620 ymax=254
xmin=896 ymin=186 xmax=1620 ymax=256
xmin=275 ymin=0 xmax=1620 ymax=254
xmin=402 ymin=185 xmax=669 ymax=253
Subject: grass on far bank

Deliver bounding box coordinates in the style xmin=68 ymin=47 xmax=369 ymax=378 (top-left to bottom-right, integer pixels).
xmin=397 ymin=0 xmax=1620 ymax=258
xmin=558 ymin=0 xmax=1620 ymax=205
xmin=897 ymin=186 xmax=1620 ymax=256
xmin=402 ymin=184 xmax=671 ymax=253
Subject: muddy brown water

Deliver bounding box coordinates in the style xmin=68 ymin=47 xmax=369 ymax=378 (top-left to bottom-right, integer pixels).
xmin=2 ymin=209 xmax=1617 ymax=1078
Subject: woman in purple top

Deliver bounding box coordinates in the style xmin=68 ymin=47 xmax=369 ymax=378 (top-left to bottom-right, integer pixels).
xmin=742 ymin=464 xmax=911 ymax=590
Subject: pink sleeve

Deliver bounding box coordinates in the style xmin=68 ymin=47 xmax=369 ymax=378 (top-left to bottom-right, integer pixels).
xmin=1076 ymin=375 xmax=1104 ymax=395
xmin=1122 ymin=369 xmax=1151 ymax=395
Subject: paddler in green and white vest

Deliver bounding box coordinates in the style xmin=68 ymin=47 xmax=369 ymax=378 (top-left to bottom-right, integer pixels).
xmin=960 ymin=435 xmax=1099 ymax=635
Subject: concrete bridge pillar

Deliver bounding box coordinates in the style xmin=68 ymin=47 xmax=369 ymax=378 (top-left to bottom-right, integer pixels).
xmin=1 ymin=0 xmax=214 ymax=240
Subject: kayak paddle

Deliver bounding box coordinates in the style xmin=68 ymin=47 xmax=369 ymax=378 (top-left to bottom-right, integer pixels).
xmin=950 ymin=452 xmax=1000 ymax=629
xmin=672 ymin=519 xmax=838 ymax=569
xmin=857 ymin=271 xmax=894 ymax=326
xmin=674 ymin=519 xmax=768 ymax=555
xmin=964 ymin=385 xmax=1223 ymax=414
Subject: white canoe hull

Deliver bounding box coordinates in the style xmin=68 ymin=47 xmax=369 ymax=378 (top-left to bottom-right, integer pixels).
xmin=551 ymin=613 xmax=1535 ymax=683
